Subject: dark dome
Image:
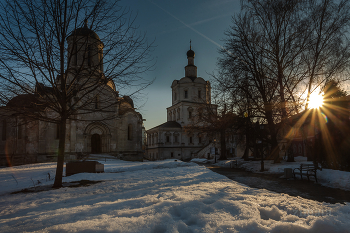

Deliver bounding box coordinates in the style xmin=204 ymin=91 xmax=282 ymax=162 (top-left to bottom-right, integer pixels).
xmin=68 ymin=20 xmax=100 ymax=40
xmin=187 ymin=49 xmax=195 ymax=58
xmin=69 ymin=27 xmax=100 ymax=40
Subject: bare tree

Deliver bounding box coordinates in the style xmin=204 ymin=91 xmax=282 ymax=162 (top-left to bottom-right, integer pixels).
xmin=0 ymin=0 xmax=154 ymax=187
xmin=215 ymin=0 xmax=350 ymax=162
xmin=184 ymin=100 xmax=240 ymax=160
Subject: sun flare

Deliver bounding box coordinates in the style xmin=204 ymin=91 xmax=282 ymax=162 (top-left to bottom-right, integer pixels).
xmin=308 ymin=91 xmax=324 ymax=109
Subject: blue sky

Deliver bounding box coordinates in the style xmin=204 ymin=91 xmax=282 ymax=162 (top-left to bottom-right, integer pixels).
xmin=120 ymin=0 xmax=241 ymax=130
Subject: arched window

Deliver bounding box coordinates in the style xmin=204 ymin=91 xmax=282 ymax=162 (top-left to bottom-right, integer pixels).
xmin=174 ymin=135 xmax=178 ymax=143
xmin=128 ymin=124 xmax=133 ymax=140
xmin=184 ymin=90 xmax=188 ymax=99
xmin=94 ymin=95 xmax=99 ymax=109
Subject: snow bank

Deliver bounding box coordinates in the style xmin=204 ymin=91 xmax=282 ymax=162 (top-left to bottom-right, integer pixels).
xmin=190 ymin=158 xmax=209 ymax=163
xmin=0 ymin=159 xmax=350 ymax=232
xmin=215 ymin=156 xmax=350 ymax=191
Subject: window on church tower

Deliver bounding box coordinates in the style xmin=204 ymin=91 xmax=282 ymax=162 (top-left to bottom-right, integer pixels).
xmin=174 ymin=135 xmax=178 ymax=143
xmin=199 ymin=136 xmax=202 ymax=144
xmin=189 ymin=111 xmax=192 ymax=119
xmin=184 ymin=90 xmax=188 ymax=99
xmin=189 ymin=136 xmax=193 ymax=144
xmin=166 ymin=136 xmax=170 ymax=142
xmin=175 ymin=92 xmax=177 ymax=100
xmin=198 ymin=90 xmax=201 ymax=99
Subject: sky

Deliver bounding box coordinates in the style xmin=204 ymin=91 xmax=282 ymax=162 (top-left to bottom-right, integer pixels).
xmin=119 ymin=0 xmax=241 ymax=130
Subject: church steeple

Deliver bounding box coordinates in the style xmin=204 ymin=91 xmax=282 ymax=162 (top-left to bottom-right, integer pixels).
xmin=185 ymin=40 xmax=197 ymax=79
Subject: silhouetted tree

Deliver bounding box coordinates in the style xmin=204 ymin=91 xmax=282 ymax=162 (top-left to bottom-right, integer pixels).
xmin=185 ymin=102 xmax=240 ymax=160
xmin=0 ymin=0 xmax=154 ymax=187
xmin=215 ymin=0 xmax=350 ymax=162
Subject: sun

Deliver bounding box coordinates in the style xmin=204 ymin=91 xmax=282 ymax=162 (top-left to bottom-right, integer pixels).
xmin=308 ymin=91 xmax=324 ymax=109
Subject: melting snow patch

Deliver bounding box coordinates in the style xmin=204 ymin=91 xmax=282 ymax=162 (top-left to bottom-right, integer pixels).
xmin=0 ymin=159 xmax=350 ymax=232
xmin=259 ymin=205 xmax=283 ymax=221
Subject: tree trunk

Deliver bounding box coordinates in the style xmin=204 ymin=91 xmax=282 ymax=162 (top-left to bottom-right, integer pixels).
xmin=219 ymin=129 xmax=227 ymax=160
xmin=264 ymin=103 xmax=280 ymax=163
xmin=270 ymin=132 xmax=280 ymax=163
xmin=53 ymin=117 xmax=67 ymax=188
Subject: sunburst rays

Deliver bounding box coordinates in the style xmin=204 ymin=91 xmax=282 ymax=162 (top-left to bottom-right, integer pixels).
xmin=284 ymin=96 xmax=350 ymax=168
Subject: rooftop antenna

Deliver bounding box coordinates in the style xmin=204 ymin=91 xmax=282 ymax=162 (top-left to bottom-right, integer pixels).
xmin=190 ymin=39 xmax=192 ymax=50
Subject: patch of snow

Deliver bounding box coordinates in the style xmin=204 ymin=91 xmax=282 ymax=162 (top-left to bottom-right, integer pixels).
xmin=0 ymin=159 xmax=350 ymax=232
xmin=190 ymin=158 xmax=208 ymax=163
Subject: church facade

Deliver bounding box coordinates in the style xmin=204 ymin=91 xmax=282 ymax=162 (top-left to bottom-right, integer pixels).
xmin=0 ymin=23 xmax=143 ymax=166
xmin=146 ymin=45 xmax=217 ymax=160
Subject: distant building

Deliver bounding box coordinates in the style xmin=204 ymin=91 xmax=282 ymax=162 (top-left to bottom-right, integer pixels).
xmin=146 ymin=44 xmax=217 ymax=160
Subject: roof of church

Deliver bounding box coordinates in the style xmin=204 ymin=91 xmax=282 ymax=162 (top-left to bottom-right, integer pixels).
xmin=122 ymin=96 xmax=134 ymax=108
xmin=147 ymin=121 xmax=182 ymax=131
xmin=6 ymin=94 xmax=42 ymax=108
xmin=68 ymin=20 xmax=100 ymax=40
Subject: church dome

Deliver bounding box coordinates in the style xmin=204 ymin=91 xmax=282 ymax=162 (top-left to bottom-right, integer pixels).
xmin=68 ymin=20 xmax=100 ymax=40
xmin=186 ymin=49 xmax=195 ymax=58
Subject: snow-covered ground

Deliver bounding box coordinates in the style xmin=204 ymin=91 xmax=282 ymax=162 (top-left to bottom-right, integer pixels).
xmin=1 ymin=158 xmax=350 ymax=232
xmin=202 ymin=156 xmax=350 ymax=192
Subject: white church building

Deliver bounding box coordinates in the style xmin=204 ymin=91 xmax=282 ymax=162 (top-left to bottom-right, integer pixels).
xmin=146 ymin=45 xmax=217 ymax=160
xmin=0 ymin=22 xmax=144 ymax=166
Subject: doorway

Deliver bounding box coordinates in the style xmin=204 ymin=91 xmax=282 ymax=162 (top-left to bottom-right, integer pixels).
xmin=91 ymin=134 xmax=101 ymax=153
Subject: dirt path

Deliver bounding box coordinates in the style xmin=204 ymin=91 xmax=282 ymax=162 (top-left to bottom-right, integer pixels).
xmin=204 ymin=165 xmax=350 ymax=204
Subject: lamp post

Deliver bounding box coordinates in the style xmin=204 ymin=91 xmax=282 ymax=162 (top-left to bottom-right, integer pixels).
xmin=214 ymin=138 xmax=217 ymax=163
xmin=243 ymin=111 xmax=249 ymax=160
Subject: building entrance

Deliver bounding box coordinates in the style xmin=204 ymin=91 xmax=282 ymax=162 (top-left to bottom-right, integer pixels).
xmin=91 ymin=134 xmax=101 ymax=153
